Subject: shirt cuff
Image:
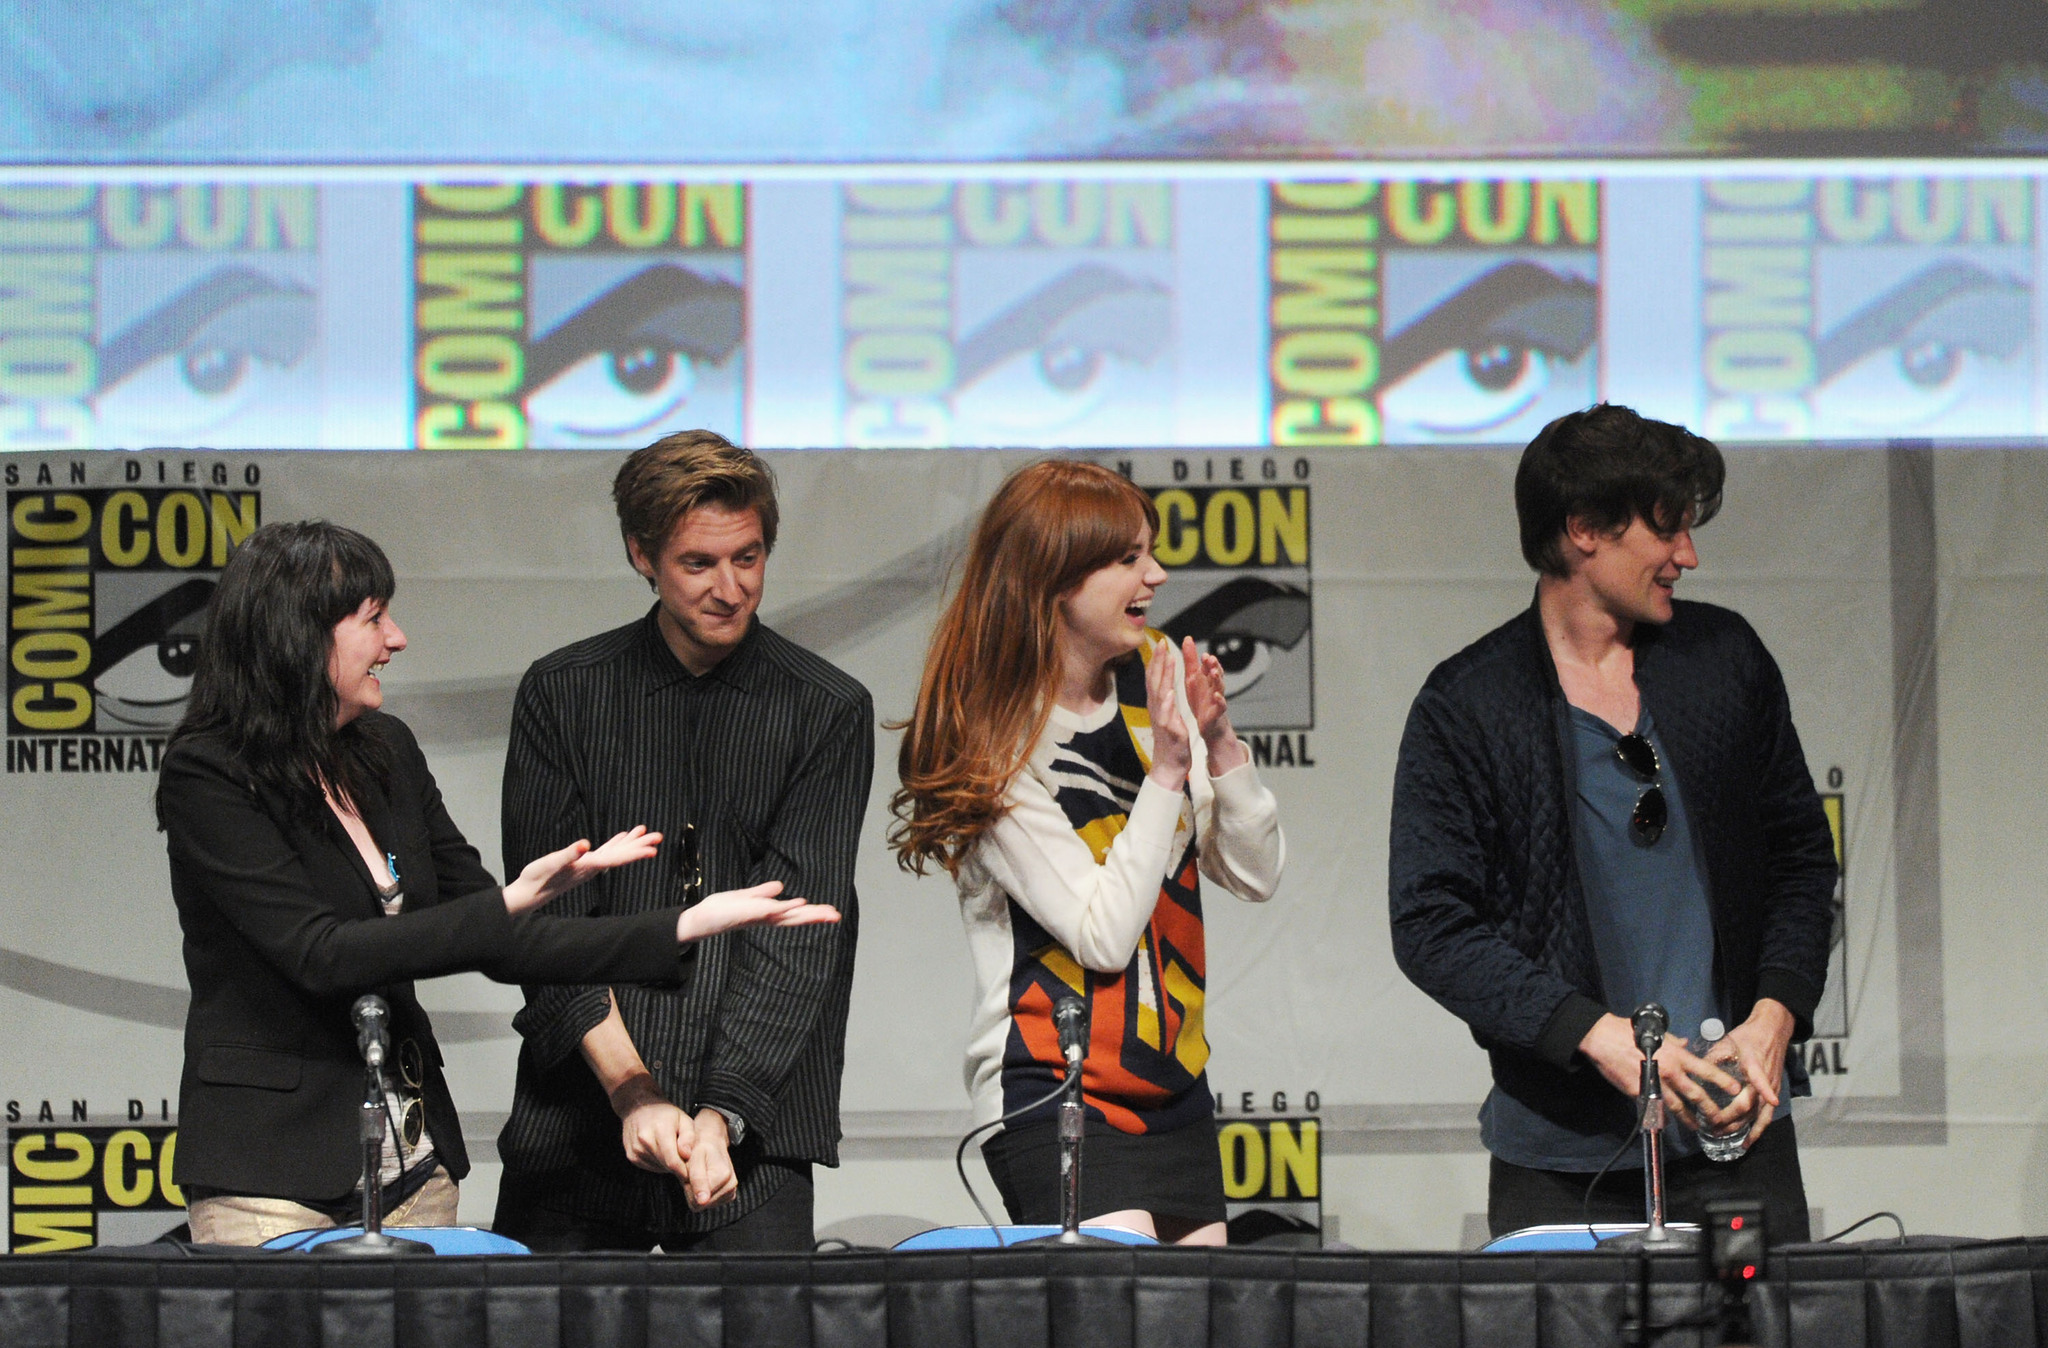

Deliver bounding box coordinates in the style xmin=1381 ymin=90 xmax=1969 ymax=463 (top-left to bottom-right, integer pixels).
xmin=1754 ymin=968 xmax=1823 ymax=1041
xmin=1208 ymin=756 xmax=1268 ymax=805
xmin=1536 ymin=991 xmax=1608 ymax=1070
xmin=697 ymin=1070 xmax=775 ymax=1141
xmin=509 ymin=986 xmax=615 ymax=1071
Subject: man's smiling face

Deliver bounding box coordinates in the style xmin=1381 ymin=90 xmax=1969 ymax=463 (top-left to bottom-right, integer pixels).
xmin=629 ymin=502 xmax=767 ymax=675
xmin=1574 ymin=512 xmax=1698 ymax=627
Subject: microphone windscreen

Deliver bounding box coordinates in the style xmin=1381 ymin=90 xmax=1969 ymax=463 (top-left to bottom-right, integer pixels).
xmin=1051 ymin=995 xmax=1088 ymax=1055
xmin=1630 ymin=1002 xmax=1668 ymax=1050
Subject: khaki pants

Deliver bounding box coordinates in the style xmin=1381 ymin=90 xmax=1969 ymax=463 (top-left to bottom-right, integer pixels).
xmin=187 ymin=1167 xmax=459 ymax=1247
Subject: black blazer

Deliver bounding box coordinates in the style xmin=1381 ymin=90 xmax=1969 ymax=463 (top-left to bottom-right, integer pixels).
xmin=159 ymin=711 xmax=688 ymax=1203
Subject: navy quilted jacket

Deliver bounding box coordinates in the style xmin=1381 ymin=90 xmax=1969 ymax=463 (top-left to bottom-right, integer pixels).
xmin=1389 ymin=597 xmax=1837 ymax=1126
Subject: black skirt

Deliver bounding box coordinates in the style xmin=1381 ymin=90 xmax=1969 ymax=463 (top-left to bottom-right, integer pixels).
xmin=981 ymin=1114 xmax=1226 ymax=1227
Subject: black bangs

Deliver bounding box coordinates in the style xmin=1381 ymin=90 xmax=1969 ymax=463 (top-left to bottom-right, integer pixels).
xmin=320 ymin=526 xmax=397 ymax=627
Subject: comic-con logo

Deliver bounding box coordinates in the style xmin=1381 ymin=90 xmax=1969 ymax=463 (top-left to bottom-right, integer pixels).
xmin=1267 ymin=180 xmax=1599 ymax=448
xmin=1137 ymin=461 xmax=1312 ymax=763
xmin=411 ymin=183 xmax=746 ymax=450
xmin=7 ymin=478 xmax=258 ymax=769
xmin=1215 ymin=1115 xmax=1321 ymax=1247
xmin=841 ymin=182 xmax=1176 ymax=449
xmin=0 ymin=185 xmax=319 ymax=452
xmin=1700 ymin=177 xmax=2032 ymax=441
xmin=9 ymin=1125 xmax=183 ymax=1254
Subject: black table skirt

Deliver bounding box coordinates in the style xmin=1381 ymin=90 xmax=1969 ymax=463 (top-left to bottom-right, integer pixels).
xmin=3 ymin=1239 xmax=2040 ymax=1347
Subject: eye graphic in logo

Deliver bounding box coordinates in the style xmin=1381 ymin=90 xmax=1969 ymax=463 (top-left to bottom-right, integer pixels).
xmin=93 ymin=267 xmax=315 ymax=439
xmin=953 ymin=263 xmax=1171 ymax=435
xmin=1811 ymin=261 xmax=2029 ymax=431
xmin=525 ymin=263 xmax=744 ymax=442
xmin=1379 ymin=261 xmax=1598 ymax=437
xmin=93 ymin=577 xmax=215 ymax=730
xmin=1158 ymin=576 xmax=1311 ymax=699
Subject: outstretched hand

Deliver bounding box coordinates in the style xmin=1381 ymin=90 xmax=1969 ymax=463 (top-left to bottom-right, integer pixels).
xmin=502 ymin=826 xmax=663 ymax=914
xmin=676 ymin=881 xmax=842 ymax=944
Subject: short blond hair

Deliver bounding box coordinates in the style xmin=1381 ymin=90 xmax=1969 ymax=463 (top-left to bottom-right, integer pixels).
xmin=612 ymin=430 xmax=779 ymax=565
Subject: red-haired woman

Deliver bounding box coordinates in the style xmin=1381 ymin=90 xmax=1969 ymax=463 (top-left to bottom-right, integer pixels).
xmin=892 ymin=460 xmax=1284 ymax=1245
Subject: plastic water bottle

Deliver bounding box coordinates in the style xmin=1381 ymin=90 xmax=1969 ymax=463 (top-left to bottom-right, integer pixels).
xmin=1692 ymin=1018 xmax=1752 ymax=1162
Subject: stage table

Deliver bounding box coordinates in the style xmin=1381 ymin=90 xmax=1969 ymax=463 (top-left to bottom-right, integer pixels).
xmin=2 ymin=1238 xmax=2038 ymax=1346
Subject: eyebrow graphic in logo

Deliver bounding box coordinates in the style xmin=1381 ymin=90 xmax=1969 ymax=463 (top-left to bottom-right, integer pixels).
xmin=953 ymin=262 xmax=1172 ymax=434
xmin=1379 ymin=260 xmax=1598 ymax=437
xmin=93 ymin=266 xmax=316 ymax=439
xmin=92 ymin=576 xmax=215 ymax=730
xmin=1159 ymin=576 xmax=1311 ymax=699
xmin=1812 ymin=260 xmax=2030 ymax=431
xmin=525 ymin=262 xmax=745 ymax=441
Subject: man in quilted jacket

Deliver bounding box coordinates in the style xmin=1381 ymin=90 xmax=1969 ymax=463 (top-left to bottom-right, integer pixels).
xmin=1389 ymin=404 xmax=1837 ymax=1243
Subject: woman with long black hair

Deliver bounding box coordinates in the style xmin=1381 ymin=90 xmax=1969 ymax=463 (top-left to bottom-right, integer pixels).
xmin=157 ymin=520 xmax=832 ymax=1245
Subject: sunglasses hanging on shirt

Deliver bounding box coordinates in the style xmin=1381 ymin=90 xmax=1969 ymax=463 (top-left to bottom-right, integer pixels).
xmin=1614 ymin=732 xmax=1668 ymax=846
xmin=673 ymin=821 xmax=705 ymax=905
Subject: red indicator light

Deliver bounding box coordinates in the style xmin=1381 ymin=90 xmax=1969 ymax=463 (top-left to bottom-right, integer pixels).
xmin=1730 ymin=1217 xmax=1743 ymax=1230
xmin=1742 ymin=1265 xmax=1757 ymax=1280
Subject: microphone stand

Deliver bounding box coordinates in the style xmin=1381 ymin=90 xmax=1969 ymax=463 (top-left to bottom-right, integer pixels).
xmin=1640 ymin=1050 xmax=1672 ymax=1243
xmin=1591 ymin=1006 xmax=1707 ymax=1348
xmin=1601 ymin=1011 xmax=1698 ymax=1254
xmin=1017 ymin=1034 xmax=1118 ymax=1248
xmin=320 ymin=1008 xmax=432 ymax=1256
xmin=1601 ymin=1019 xmax=1697 ymax=1348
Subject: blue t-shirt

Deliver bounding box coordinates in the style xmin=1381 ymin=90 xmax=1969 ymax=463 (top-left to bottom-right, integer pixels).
xmin=1481 ymin=706 xmax=1723 ymax=1170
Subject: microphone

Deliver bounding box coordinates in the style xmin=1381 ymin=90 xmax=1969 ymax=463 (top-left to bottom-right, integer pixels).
xmin=353 ymin=994 xmax=390 ymax=1069
xmin=1631 ymin=1002 xmax=1669 ymax=1056
xmin=1051 ymin=995 xmax=1089 ymax=1072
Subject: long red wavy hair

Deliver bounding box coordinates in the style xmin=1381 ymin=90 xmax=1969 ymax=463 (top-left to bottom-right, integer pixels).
xmin=890 ymin=460 xmax=1160 ymax=876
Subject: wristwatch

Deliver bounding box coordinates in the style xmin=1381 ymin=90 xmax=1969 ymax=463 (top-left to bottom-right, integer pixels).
xmin=703 ymin=1104 xmax=746 ymax=1145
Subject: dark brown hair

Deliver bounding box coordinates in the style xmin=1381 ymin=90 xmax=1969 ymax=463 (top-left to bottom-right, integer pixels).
xmin=1515 ymin=403 xmax=1724 ymax=576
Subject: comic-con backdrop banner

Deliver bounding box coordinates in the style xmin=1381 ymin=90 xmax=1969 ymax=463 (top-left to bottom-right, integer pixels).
xmin=5 ymin=171 xmax=2046 ymax=451
xmin=2 ymin=442 xmax=2018 ymax=1249
xmin=6 ymin=2 xmax=2048 ymax=160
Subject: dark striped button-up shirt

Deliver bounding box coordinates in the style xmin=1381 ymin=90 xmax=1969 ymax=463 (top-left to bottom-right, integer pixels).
xmin=496 ymin=608 xmax=872 ymax=1232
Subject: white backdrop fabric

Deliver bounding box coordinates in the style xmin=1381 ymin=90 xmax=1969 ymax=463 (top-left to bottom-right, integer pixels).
xmin=3 ymin=443 xmax=2042 ymax=1246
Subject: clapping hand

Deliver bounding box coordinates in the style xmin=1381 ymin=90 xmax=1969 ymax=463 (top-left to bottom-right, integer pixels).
xmin=1149 ymin=634 xmax=1248 ymax=785
xmin=1178 ymin=634 xmax=1248 ymax=773
xmin=1145 ymin=636 xmax=1192 ymax=790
